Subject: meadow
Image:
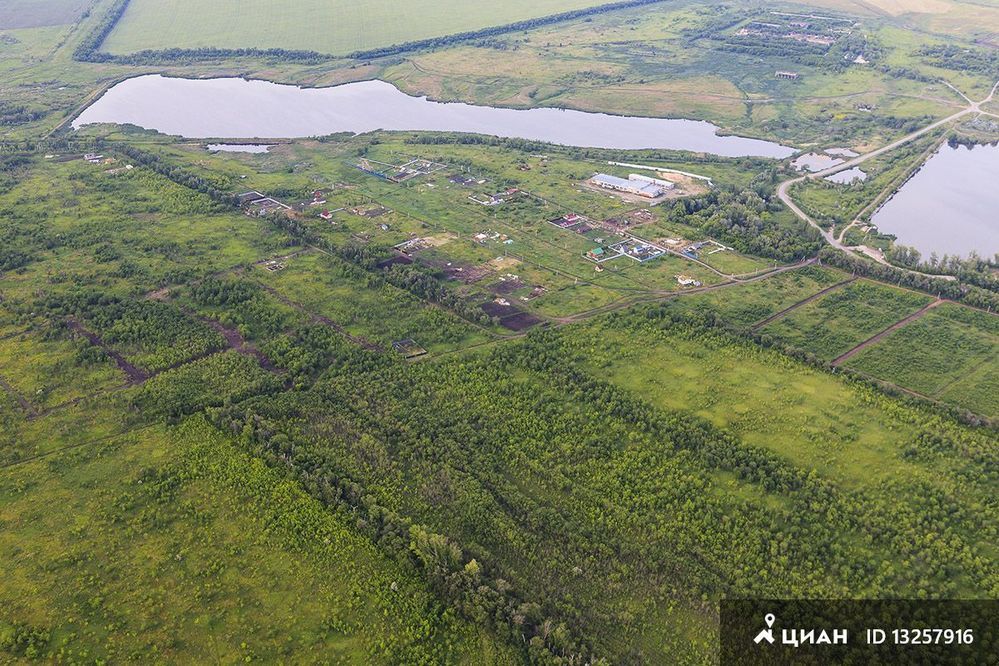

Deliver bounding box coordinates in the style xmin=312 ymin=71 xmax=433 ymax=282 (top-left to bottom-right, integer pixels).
xmin=252 ymin=250 xmax=494 ymax=354
xmin=759 ymin=279 xmax=934 ymax=360
xmin=656 ymin=264 xmax=851 ymax=328
xmin=100 ymin=0 xmax=613 ymax=55
xmin=846 ymin=303 xmax=999 ymax=416
xmin=0 ymin=417 xmax=511 ymax=663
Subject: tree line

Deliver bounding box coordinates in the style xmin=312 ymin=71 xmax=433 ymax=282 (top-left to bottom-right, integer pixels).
xmin=347 ymin=0 xmax=670 ymax=60
xmin=819 ymin=247 xmax=999 ymax=312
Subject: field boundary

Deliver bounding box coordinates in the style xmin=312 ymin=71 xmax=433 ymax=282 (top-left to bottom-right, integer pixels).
xmin=75 ymin=0 xmax=669 ymax=64
xmin=751 ymin=276 xmax=858 ymax=331
xmin=0 ymin=373 xmax=38 ymax=417
xmin=832 ymin=298 xmax=944 ymax=367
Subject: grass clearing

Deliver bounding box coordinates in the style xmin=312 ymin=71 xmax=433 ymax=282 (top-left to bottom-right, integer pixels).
xmin=0 ymin=327 xmax=124 ymax=411
xmin=760 ymin=280 xmax=933 ymax=360
xmin=846 ymin=304 xmax=997 ymax=392
xmin=255 ymin=251 xmax=492 ymax=353
xmin=0 ymin=417 xmax=511 ymax=663
xmin=659 ymin=265 xmax=851 ymax=328
xmin=102 ymin=0 xmax=613 ymax=55
xmin=571 ymin=318 xmax=932 ymax=484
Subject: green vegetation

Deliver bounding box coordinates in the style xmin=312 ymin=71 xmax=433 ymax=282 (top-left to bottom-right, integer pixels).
xmin=847 ymin=303 xmax=999 ymax=415
xmin=100 ymin=0 xmax=617 ymax=56
xmin=0 ymin=324 xmax=124 ymax=411
xmin=43 ymin=292 xmax=226 ymax=373
xmin=207 ymin=308 xmax=999 ymax=663
xmin=2 ymin=0 xmax=999 ymax=661
xmin=131 ymin=351 xmax=282 ymax=418
xmin=253 ymin=251 xmax=493 ymax=352
xmin=0 ymin=417 xmax=511 ymax=663
xmin=657 ymin=264 xmax=850 ymax=328
xmin=760 ymin=280 xmax=934 ymax=360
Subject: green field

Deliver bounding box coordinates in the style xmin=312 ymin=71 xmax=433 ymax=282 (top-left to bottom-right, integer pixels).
xmin=658 ymin=264 xmax=851 ymax=328
xmin=101 ymin=0 xmax=613 ymax=55
xmin=0 ymin=417 xmax=511 ymax=663
xmin=253 ymin=250 xmax=493 ymax=353
xmin=0 ymin=0 xmax=90 ymax=29
xmin=760 ymin=280 xmax=934 ymax=360
xmin=0 ymin=327 xmax=125 ymax=411
xmin=846 ymin=303 xmax=999 ymax=416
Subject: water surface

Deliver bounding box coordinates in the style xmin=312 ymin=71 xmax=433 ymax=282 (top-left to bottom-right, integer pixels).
xmin=74 ymin=75 xmax=795 ymax=158
xmin=871 ymin=143 xmax=999 ymax=258
xmin=792 ymin=152 xmax=843 ymax=172
xmin=207 ymin=143 xmax=273 ymax=153
xmin=825 ymin=167 xmax=867 ymax=184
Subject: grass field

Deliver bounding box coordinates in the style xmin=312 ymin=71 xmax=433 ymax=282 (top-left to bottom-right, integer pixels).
xmin=101 ymin=0 xmax=613 ymax=55
xmin=760 ymin=280 xmax=934 ymax=360
xmin=570 ymin=311 xmax=996 ymax=486
xmin=659 ymin=265 xmax=851 ymax=327
xmin=254 ymin=251 xmax=493 ymax=353
xmin=0 ymin=0 xmax=90 ymax=29
xmin=846 ymin=303 xmax=999 ymax=416
xmin=0 ymin=417 xmax=511 ymax=663
xmin=0 ymin=328 xmax=125 ymax=411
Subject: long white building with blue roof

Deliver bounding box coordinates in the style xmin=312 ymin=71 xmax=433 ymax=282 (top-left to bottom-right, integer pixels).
xmin=590 ymin=173 xmax=674 ymax=198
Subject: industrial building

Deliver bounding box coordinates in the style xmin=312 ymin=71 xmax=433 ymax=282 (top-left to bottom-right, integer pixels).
xmin=590 ymin=173 xmax=674 ymax=199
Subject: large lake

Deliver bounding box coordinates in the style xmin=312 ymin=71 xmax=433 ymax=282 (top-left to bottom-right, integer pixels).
xmin=871 ymin=143 xmax=999 ymax=259
xmin=73 ymin=75 xmax=795 ymax=158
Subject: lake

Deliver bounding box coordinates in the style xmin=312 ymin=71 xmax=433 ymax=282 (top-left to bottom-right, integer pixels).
xmin=871 ymin=143 xmax=999 ymax=259
xmin=73 ymin=75 xmax=795 ymax=159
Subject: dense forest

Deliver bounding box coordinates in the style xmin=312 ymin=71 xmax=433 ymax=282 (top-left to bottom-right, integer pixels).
xmin=664 ymin=171 xmax=823 ymax=261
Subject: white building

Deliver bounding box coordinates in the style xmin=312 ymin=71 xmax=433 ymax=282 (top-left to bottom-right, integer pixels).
xmin=591 ymin=173 xmax=674 ymax=198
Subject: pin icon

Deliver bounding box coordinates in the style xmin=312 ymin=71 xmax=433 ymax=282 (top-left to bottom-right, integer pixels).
xmin=754 ymin=613 xmax=777 ymax=644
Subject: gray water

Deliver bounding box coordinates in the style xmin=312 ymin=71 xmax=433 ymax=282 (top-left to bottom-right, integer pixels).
xmin=825 ymin=148 xmax=859 ymax=158
xmin=825 ymin=167 xmax=867 ymax=184
xmin=207 ymin=143 xmax=274 ymax=153
xmin=73 ymin=75 xmax=795 ymax=158
xmin=792 ymin=152 xmax=843 ymax=172
xmin=871 ymin=143 xmax=999 ymax=259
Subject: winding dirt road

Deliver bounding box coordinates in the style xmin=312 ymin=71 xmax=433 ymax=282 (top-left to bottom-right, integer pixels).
xmin=776 ymin=78 xmax=999 ymax=276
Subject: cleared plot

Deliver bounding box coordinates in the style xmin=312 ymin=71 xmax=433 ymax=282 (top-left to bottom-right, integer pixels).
xmin=845 ymin=303 xmax=998 ymax=407
xmin=695 ymin=248 xmax=774 ymax=275
xmin=101 ymin=0 xmax=612 ymax=55
xmin=255 ymin=252 xmax=491 ymax=353
xmin=0 ymin=0 xmax=90 ymax=29
xmin=938 ymin=356 xmax=999 ymax=418
xmin=761 ymin=280 xmax=933 ymax=360
xmin=0 ymin=418 xmax=509 ymax=663
xmin=0 ymin=329 xmax=125 ymax=411
xmin=661 ymin=265 xmax=850 ymax=328
xmin=569 ymin=317 xmax=957 ymax=484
